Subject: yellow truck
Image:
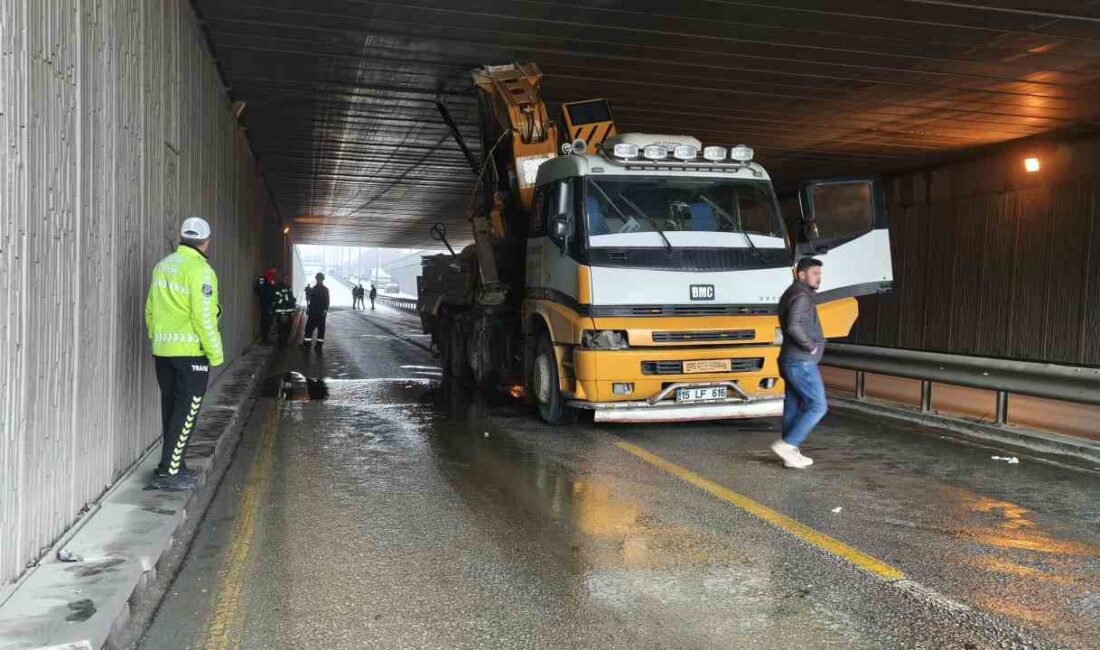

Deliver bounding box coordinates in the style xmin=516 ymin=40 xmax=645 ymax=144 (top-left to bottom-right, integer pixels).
xmin=419 ymin=63 xmax=892 ymax=424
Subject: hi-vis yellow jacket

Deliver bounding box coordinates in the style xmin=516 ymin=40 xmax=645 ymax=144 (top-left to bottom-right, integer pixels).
xmin=145 ymin=245 xmax=224 ymax=366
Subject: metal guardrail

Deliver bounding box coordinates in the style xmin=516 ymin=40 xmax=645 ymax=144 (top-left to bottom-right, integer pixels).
xmin=823 ymin=343 xmax=1100 ymax=424
xmin=377 ymin=294 xmax=418 ymax=312
xmin=331 ymin=274 xmax=418 ymax=312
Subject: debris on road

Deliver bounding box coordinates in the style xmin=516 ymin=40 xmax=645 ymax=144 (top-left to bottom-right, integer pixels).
xmin=991 ymin=456 xmax=1020 ymax=464
xmin=831 ymin=507 xmax=843 ymax=514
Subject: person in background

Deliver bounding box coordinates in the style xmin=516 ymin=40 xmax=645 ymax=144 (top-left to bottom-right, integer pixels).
xmin=771 ymin=257 xmax=827 ymax=470
xmin=272 ymin=273 xmax=297 ymax=348
xmin=302 ymin=272 xmax=331 ymax=351
xmin=304 ymin=284 xmax=313 ymax=309
xmin=254 ymin=266 xmax=277 ymax=343
xmin=369 ymin=283 xmax=377 ymax=310
xmin=353 ymin=283 xmax=365 ymax=310
xmin=145 ymin=217 xmax=223 ymax=491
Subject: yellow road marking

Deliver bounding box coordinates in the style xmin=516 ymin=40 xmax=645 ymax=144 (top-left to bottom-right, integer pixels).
xmin=203 ymin=404 xmax=280 ymax=650
xmin=613 ymin=440 xmax=906 ymax=582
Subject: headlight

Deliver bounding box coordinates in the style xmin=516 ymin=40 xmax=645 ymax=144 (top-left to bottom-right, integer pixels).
xmin=581 ymin=330 xmax=629 ymax=350
xmin=642 ymin=145 xmax=668 ymax=161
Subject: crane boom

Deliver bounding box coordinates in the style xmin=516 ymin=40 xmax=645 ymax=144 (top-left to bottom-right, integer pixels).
xmin=471 ymin=63 xmax=559 ymax=213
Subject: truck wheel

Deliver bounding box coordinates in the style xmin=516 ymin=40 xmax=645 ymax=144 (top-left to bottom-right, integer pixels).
xmin=448 ymin=323 xmax=469 ymax=379
xmin=439 ymin=313 xmax=468 ymax=380
xmin=532 ymin=332 xmax=577 ymax=426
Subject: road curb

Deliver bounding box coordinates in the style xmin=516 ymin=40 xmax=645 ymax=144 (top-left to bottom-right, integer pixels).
xmin=0 ymin=345 xmax=276 ymax=650
xmin=830 ymin=396 xmax=1100 ymax=470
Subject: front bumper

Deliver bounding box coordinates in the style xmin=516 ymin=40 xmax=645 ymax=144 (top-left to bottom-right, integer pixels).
xmin=568 ymin=381 xmax=784 ymax=423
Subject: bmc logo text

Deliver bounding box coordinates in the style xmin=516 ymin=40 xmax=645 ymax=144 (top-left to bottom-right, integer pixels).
xmin=689 ymin=285 xmax=715 ymax=301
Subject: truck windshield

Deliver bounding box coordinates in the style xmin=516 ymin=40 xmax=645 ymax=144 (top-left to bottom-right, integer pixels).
xmin=585 ymin=177 xmax=784 ymax=248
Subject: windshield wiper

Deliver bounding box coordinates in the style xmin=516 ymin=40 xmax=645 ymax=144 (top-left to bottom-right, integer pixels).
xmin=618 ymin=193 xmax=673 ymax=253
xmin=700 ymin=194 xmax=763 ymax=260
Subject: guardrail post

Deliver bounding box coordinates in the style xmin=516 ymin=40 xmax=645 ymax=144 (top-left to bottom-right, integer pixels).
xmin=920 ymin=380 xmax=933 ymax=413
xmin=855 ymin=370 xmax=866 ymax=400
xmin=995 ymin=391 xmax=1009 ymax=425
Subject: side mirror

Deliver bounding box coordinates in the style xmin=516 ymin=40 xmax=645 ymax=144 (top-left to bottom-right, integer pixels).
xmin=549 ymin=214 xmax=570 ymax=248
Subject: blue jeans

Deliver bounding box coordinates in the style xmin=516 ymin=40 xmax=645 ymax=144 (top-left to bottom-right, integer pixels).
xmin=779 ymin=360 xmax=828 ymax=447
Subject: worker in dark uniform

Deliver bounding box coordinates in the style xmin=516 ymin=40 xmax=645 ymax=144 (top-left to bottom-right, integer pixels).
xmin=145 ymin=217 xmax=223 ymax=491
xmin=369 ymin=283 xmax=377 ymax=310
xmin=254 ymin=267 xmax=276 ymax=343
xmin=302 ymin=272 xmax=330 ymax=351
xmin=272 ymin=273 xmax=297 ymax=348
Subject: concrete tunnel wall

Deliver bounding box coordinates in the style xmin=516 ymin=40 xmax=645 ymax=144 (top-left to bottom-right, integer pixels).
xmin=0 ymin=0 xmax=280 ymax=587
xmin=848 ymin=134 xmax=1100 ymax=367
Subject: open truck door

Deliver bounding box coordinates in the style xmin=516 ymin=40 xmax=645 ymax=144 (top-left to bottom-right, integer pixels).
xmin=796 ymin=178 xmax=893 ymax=300
xmin=794 ymin=178 xmax=893 ymax=337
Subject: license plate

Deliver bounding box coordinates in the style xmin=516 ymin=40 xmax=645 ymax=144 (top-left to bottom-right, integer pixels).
xmin=682 ymin=359 xmax=732 ymax=374
xmin=677 ymin=387 xmax=728 ymax=403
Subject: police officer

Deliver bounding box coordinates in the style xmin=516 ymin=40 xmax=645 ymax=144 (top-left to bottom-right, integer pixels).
xmin=302 ymin=272 xmax=330 ymax=351
xmin=145 ymin=217 xmax=223 ymax=491
xmin=272 ymin=272 xmax=297 ymax=348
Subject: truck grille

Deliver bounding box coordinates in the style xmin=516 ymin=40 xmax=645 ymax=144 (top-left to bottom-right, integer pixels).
xmin=651 ymin=330 xmax=755 ymax=343
xmin=641 ymin=358 xmax=765 ymax=375
xmin=590 ymin=304 xmax=776 ymax=317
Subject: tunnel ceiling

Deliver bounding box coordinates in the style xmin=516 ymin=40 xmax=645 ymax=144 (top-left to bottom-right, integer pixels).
xmin=194 ymin=0 xmax=1100 ymax=248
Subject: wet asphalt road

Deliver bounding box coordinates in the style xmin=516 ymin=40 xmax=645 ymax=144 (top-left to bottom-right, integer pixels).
xmin=140 ymin=306 xmax=1100 ymax=649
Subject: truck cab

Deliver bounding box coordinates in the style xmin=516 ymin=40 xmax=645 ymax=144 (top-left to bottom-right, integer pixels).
xmin=522 ymin=133 xmax=892 ymax=423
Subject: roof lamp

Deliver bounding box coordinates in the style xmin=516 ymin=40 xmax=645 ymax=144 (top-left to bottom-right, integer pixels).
xmin=643 ymin=144 xmax=668 ymax=160
xmin=1024 ymin=157 xmax=1040 ymax=173
xmin=703 ymin=146 xmax=727 ymax=161
xmin=673 ymin=145 xmax=698 ymax=160
xmin=613 ymin=142 xmax=639 ymax=159
xmin=730 ymin=145 xmax=754 ymax=162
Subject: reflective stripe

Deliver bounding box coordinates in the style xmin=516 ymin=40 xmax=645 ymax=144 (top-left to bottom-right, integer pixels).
xmin=154 ymin=333 xmax=200 ymax=343
xmin=169 ymin=396 xmax=203 ymax=471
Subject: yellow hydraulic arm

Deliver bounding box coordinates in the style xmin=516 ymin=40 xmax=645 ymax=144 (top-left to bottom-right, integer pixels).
xmin=471 ymin=63 xmax=559 ymax=214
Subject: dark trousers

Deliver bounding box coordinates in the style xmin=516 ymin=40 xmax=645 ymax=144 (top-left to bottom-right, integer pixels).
xmin=260 ymin=308 xmax=274 ymax=341
xmin=276 ymin=312 xmax=293 ymax=347
xmin=154 ymin=356 xmax=210 ymax=475
xmin=304 ymin=311 xmax=327 ymax=344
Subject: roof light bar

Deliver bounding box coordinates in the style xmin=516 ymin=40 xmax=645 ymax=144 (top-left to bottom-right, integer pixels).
xmin=643 ymin=144 xmax=668 ymax=160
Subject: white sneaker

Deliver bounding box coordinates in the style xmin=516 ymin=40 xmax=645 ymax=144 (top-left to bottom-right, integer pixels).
xmin=770 ymin=440 xmax=812 ymax=469
xmin=794 ymin=448 xmax=814 ymax=466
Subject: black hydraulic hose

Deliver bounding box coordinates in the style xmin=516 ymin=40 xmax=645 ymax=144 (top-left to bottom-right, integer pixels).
xmin=435 ymin=98 xmax=480 ymax=175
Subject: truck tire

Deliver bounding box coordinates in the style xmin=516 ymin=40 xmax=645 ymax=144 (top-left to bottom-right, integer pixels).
xmin=440 ymin=312 xmax=469 ymax=380
xmin=532 ymin=332 xmax=577 ymax=426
